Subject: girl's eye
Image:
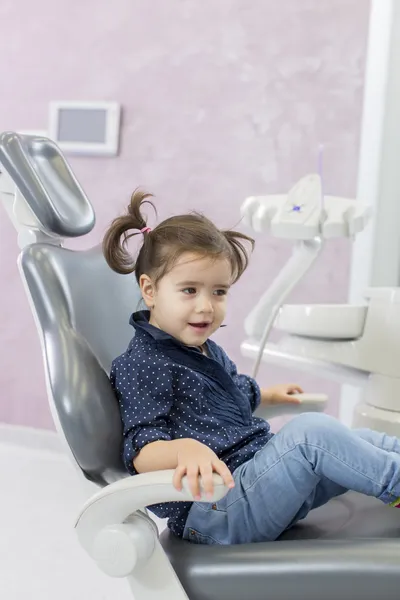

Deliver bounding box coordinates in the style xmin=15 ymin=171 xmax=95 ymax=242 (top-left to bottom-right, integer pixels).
xmin=214 ymin=289 xmax=227 ymax=296
xmin=182 ymin=288 xmax=196 ymax=295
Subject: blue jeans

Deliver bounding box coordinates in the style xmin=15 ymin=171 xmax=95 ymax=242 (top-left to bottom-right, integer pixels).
xmin=182 ymin=412 xmax=400 ymax=545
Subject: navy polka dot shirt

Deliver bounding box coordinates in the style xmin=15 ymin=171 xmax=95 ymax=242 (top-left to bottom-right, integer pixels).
xmin=110 ymin=311 xmax=273 ymax=537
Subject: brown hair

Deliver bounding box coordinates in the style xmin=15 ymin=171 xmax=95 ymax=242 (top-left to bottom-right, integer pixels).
xmin=102 ymin=189 xmax=255 ymax=285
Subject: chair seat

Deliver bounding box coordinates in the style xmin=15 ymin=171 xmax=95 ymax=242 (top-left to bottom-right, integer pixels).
xmin=160 ymin=492 xmax=400 ymax=600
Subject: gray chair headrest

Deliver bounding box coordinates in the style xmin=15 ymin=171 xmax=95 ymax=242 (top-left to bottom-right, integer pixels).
xmin=0 ymin=131 xmax=95 ymax=238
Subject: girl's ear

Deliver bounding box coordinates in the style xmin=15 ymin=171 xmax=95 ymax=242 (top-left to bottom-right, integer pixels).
xmin=140 ymin=274 xmax=156 ymax=308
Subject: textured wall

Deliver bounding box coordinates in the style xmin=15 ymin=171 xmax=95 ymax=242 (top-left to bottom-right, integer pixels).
xmin=0 ymin=0 xmax=370 ymax=429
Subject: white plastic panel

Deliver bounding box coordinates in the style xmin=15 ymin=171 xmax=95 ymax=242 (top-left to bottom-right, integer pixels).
xmin=275 ymin=304 xmax=368 ymax=339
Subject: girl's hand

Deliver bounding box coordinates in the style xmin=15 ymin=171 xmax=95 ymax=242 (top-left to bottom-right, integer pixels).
xmin=261 ymin=384 xmax=304 ymax=405
xmin=172 ymin=439 xmax=235 ymax=500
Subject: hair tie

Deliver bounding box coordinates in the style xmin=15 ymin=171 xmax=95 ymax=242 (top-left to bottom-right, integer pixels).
xmin=140 ymin=226 xmax=152 ymax=234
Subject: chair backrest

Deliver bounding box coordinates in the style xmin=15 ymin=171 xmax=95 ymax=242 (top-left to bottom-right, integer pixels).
xmin=0 ymin=132 xmax=140 ymax=486
xmin=20 ymin=243 xmax=142 ymax=485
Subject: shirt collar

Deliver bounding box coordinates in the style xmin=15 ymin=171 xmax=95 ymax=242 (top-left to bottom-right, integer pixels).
xmin=129 ymin=310 xmax=173 ymax=342
xmin=130 ymin=310 xmax=212 ymax=358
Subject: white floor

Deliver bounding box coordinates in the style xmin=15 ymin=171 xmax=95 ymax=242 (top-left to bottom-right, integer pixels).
xmin=0 ymin=426 xmax=164 ymax=600
xmin=0 ymin=419 xmax=300 ymax=599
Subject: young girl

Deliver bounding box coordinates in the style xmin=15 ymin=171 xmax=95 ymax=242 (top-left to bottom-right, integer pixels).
xmin=103 ymin=190 xmax=400 ymax=546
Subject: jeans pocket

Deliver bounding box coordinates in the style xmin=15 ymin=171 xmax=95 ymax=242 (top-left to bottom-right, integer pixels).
xmin=183 ymin=502 xmax=227 ymax=545
xmin=183 ymin=527 xmax=221 ymax=545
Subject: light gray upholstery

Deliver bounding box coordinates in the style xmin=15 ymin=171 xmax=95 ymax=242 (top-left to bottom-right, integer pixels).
xmin=4 ymin=132 xmax=400 ymax=600
xmin=19 ymin=242 xmax=141 ymax=485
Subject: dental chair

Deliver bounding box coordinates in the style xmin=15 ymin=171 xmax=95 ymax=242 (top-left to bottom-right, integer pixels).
xmin=1 ymin=131 xmax=400 ymax=600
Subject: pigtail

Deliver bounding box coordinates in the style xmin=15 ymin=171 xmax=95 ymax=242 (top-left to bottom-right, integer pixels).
xmin=222 ymin=230 xmax=255 ymax=282
xmin=102 ymin=189 xmax=155 ymax=275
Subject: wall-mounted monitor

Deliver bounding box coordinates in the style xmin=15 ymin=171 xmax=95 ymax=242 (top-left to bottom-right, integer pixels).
xmin=48 ymin=101 xmax=121 ymax=156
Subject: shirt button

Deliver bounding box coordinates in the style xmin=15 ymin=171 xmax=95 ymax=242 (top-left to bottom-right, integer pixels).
xmin=212 ymin=503 xmax=217 ymax=510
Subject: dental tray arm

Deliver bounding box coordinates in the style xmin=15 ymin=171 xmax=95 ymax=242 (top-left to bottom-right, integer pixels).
xmin=246 ymin=238 xmax=324 ymax=377
xmin=75 ymin=470 xmax=228 ymax=600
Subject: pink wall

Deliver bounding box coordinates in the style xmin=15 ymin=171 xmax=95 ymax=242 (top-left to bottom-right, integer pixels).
xmin=0 ymin=0 xmax=370 ymax=429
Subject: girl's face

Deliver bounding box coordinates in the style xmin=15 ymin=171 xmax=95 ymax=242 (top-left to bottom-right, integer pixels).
xmin=140 ymin=252 xmax=232 ymax=347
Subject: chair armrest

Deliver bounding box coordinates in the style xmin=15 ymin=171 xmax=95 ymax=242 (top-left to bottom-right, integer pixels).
xmin=75 ymin=470 xmax=226 ymax=597
xmin=75 ymin=470 xmax=227 ymax=572
xmin=76 ymin=469 xmax=227 ymax=526
xmin=255 ymin=392 xmax=328 ymax=420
